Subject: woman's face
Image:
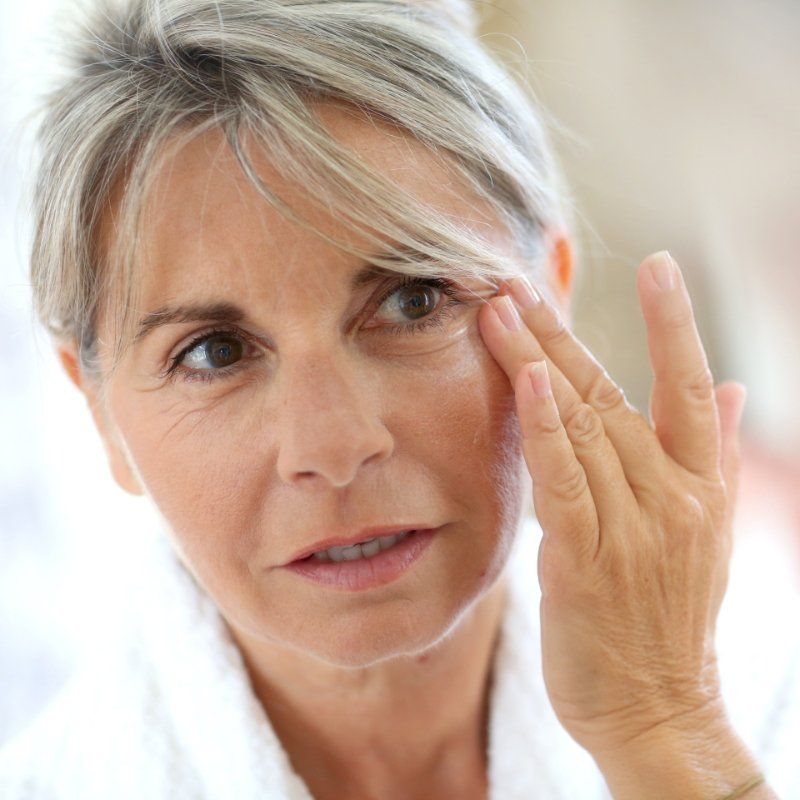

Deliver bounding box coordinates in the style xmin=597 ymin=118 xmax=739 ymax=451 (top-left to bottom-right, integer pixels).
xmin=87 ymin=103 xmax=532 ymax=667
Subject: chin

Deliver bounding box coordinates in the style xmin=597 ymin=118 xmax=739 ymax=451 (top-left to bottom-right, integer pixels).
xmin=288 ymin=574 xmax=502 ymax=669
xmin=281 ymin=605 xmax=443 ymax=669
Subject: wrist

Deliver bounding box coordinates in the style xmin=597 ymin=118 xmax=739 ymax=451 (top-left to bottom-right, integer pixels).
xmin=589 ymin=705 xmax=771 ymax=800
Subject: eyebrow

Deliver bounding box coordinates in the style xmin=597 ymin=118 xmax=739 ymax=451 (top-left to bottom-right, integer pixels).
xmin=131 ymin=262 xmax=417 ymax=347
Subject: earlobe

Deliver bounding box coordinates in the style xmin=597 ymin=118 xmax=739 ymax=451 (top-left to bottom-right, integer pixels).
xmin=103 ymin=435 xmax=147 ymax=497
xmin=54 ymin=340 xmax=146 ymax=498
xmin=94 ymin=408 xmax=147 ymax=498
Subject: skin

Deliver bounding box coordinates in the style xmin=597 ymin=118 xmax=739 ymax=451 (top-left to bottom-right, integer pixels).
xmin=58 ymin=101 xmax=573 ymax=800
xmin=480 ymin=264 xmax=778 ymax=797
xmin=58 ymin=100 xmax=771 ymax=798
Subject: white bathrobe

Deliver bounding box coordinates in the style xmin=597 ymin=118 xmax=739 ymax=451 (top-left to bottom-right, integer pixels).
xmin=1 ymin=515 xmax=798 ymax=799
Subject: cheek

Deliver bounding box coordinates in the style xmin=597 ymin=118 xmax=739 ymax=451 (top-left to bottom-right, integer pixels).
xmin=392 ymin=325 xmax=526 ymax=537
xmin=109 ymin=389 xmax=266 ymax=593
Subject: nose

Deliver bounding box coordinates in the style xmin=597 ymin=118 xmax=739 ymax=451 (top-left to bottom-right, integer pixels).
xmin=275 ymin=353 xmax=394 ymax=488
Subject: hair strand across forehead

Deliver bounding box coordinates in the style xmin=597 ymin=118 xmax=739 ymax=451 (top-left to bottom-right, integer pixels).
xmin=28 ymin=0 xmax=569 ymax=388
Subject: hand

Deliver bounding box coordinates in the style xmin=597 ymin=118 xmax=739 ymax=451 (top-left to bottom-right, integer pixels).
xmin=477 ymin=251 xmax=748 ymax=758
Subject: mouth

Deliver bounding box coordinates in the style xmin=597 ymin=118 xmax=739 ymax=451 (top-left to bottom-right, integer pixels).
xmin=285 ymin=524 xmax=438 ymax=565
xmin=282 ymin=526 xmax=443 ymax=591
xmin=297 ymin=529 xmax=415 ymax=563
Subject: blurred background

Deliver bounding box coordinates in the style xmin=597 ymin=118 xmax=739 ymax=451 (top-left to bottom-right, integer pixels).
xmin=1 ymin=0 xmax=798 ymax=782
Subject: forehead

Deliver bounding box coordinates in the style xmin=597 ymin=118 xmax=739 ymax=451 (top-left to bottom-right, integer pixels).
xmin=101 ymin=100 xmax=507 ymax=316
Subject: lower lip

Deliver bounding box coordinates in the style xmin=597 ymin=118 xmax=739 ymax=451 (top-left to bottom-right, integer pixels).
xmin=282 ymin=528 xmax=441 ymax=591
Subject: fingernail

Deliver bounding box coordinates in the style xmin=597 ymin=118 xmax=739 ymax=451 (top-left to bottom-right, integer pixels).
xmin=511 ymin=275 xmax=541 ymax=309
xmin=529 ymin=361 xmax=551 ymax=397
xmin=494 ymin=295 xmax=523 ymax=331
xmin=650 ymin=251 xmax=676 ymax=291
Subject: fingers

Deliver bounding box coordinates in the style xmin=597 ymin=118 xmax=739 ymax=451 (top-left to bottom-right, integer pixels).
xmin=479 ymin=295 xmax=636 ymax=542
xmin=516 ymin=359 xmax=601 ymax=561
xmin=637 ymin=252 xmax=722 ymax=480
xmin=499 ymin=273 xmax=669 ymax=491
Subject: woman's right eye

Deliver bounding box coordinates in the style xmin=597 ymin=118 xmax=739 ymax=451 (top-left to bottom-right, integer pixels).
xmin=183 ymin=333 xmax=243 ymax=370
xmin=167 ymin=328 xmax=251 ymax=384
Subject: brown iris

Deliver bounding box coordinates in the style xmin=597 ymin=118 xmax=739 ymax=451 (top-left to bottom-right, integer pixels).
xmin=204 ymin=334 xmax=243 ymax=368
xmin=397 ymin=285 xmax=437 ymax=320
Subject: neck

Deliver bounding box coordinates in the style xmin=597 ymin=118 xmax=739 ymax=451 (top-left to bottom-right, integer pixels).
xmin=231 ymin=574 xmax=509 ymax=800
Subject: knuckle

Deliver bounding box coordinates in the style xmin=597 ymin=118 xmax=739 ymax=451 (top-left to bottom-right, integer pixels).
xmin=679 ymin=366 xmax=715 ymax=404
xmin=563 ymin=402 xmax=605 ymax=446
xmin=549 ymin=465 xmax=589 ymax=502
xmin=585 ymin=369 xmax=628 ymax=412
xmin=531 ymin=416 xmax=563 ymax=437
xmin=682 ymin=493 xmax=707 ymax=527
xmin=660 ymin=304 xmax=696 ymax=331
xmin=667 ymin=491 xmax=709 ymax=538
xmin=536 ymin=314 xmax=571 ymax=348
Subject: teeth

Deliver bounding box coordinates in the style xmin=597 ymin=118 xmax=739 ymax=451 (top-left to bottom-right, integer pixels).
xmin=311 ymin=530 xmax=412 ymax=562
xmin=378 ymin=535 xmax=400 ymax=551
xmin=359 ymin=538 xmax=382 ymax=558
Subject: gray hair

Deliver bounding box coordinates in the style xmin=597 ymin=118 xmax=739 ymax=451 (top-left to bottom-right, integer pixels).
xmin=29 ymin=0 xmax=569 ymax=400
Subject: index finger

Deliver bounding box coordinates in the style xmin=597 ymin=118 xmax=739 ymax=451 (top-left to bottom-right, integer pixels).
xmin=637 ymin=251 xmax=721 ymax=480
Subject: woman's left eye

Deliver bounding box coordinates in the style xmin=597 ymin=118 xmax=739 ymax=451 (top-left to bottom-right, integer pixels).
xmin=371 ymin=276 xmax=465 ymax=336
xmin=165 ymin=276 xmax=467 ymax=385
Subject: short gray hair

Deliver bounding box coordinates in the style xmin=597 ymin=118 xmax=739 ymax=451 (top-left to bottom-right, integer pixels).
xmin=29 ymin=0 xmax=569 ymax=397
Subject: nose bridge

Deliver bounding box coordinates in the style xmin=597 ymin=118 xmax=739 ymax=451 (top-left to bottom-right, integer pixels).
xmin=275 ymin=347 xmax=393 ymax=488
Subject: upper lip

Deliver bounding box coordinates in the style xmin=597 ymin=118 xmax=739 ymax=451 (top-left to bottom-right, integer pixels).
xmin=284 ymin=524 xmax=438 ymax=565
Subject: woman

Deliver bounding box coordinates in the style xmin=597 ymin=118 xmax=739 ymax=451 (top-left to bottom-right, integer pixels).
xmin=0 ymin=0 xmax=794 ymax=798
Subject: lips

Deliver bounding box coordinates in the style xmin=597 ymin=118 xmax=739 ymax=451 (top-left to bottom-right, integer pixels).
xmin=285 ymin=524 xmax=435 ymax=565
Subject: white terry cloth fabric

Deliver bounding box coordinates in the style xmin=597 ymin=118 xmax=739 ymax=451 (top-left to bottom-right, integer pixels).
xmin=1 ymin=513 xmax=798 ymax=799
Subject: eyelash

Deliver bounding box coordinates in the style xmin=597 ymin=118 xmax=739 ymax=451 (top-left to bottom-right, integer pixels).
xmin=164 ymin=276 xmax=469 ymax=385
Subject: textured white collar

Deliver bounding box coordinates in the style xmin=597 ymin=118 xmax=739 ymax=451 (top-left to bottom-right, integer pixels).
xmin=124 ymin=514 xmax=609 ymax=799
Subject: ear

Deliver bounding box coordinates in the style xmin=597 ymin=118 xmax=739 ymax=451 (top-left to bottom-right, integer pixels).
xmin=56 ymin=341 xmax=146 ymax=497
xmin=544 ymin=227 xmax=575 ymax=313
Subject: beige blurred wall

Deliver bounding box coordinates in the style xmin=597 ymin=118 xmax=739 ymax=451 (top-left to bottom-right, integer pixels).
xmin=477 ymin=0 xmax=800 ymax=457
